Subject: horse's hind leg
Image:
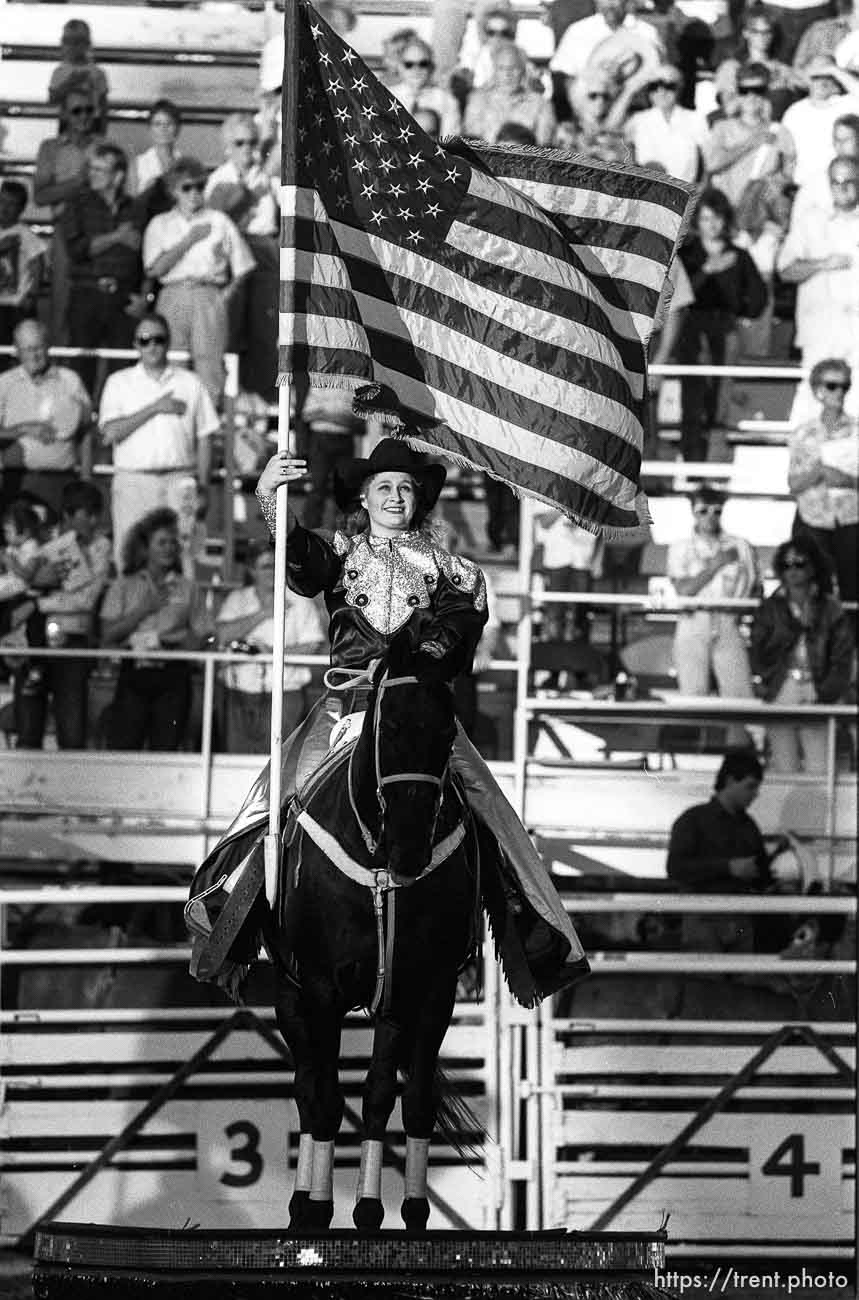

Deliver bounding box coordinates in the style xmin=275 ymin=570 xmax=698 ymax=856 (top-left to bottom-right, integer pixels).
xmin=352 ymin=1016 xmax=400 ymax=1232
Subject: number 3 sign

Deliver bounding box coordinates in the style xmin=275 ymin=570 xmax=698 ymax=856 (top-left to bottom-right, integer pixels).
xmin=749 ymin=1119 xmax=846 ymax=1217
xmin=198 ymin=1103 xmax=291 ymax=1203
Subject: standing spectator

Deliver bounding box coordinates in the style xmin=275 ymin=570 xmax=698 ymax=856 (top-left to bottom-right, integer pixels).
xmin=48 ymin=20 xmax=109 ymax=129
xmin=463 ymin=45 xmax=555 ymax=144
xmin=98 ymin=313 xmax=220 ymax=571
xmin=0 ymin=319 xmax=92 ymax=516
xmin=15 ymin=479 xmax=109 ymax=750
xmin=749 ymin=535 xmax=854 ymax=772
xmin=0 ymin=501 xmax=41 ymax=640
xmin=534 ymin=509 xmax=602 ymax=647
xmin=551 ymin=0 xmax=663 ymax=90
xmin=126 ymin=100 xmax=182 ymax=198
xmin=205 ymin=114 xmax=279 ymax=237
xmin=794 ymin=0 xmax=855 ymax=70
xmin=100 ymin=508 xmax=209 ymax=751
xmin=647 ymin=241 xmax=696 ymax=457
xmin=788 ymin=358 xmax=858 ymax=601
xmin=389 ymin=38 xmax=462 ymax=139
xmin=61 ymin=143 xmax=144 ymax=393
xmin=780 ymin=55 xmax=859 ymax=187
xmin=380 ymin=28 xmax=419 ymax=87
xmin=625 ymin=63 xmax=708 ymax=179
xmin=677 ymin=188 xmax=767 ymax=460
xmin=778 ymin=156 xmax=859 ymax=423
xmin=767 ymin=0 xmax=844 ymax=65
xmin=704 ymin=64 xmax=797 ymax=208
xmin=215 ymin=543 xmax=325 ymax=752
xmin=791 ymin=111 xmax=859 ymax=218
xmin=297 ymin=388 xmax=361 ymax=531
xmin=453 ymin=5 xmax=518 ymax=93
xmin=667 ymin=749 xmax=771 ymax=891
xmin=143 ymin=158 xmax=255 ymax=408
xmin=0 ymin=181 xmax=46 ymax=345
xmin=714 ymin=6 xmax=807 ymax=120
xmin=413 ymin=107 xmax=443 ymax=139
xmin=33 ymin=79 xmax=101 ymax=345
xmin=667 ymin=485 xmax=759 ymax=743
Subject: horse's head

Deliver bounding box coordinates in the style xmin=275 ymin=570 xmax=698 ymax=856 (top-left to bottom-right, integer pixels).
xmin=366 ymin=634 xmax=457 ymax=883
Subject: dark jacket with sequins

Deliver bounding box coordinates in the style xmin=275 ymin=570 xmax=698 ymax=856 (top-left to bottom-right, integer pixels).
xmin=283 ymin=522 xmax=488 ymax=680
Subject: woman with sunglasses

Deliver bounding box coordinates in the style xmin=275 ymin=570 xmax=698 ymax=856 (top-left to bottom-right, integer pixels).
xmin=788 ymin=359 xmax=858 ymax=603
xmin=142 ymin=157 xmax=255 ymax=409
xmin=749 ymin=535 xmax=854 ymax=773
xmin=33 ymin=77 xmax=102 ymax=344
xmin=389 ymin=38 xmax=461 ymax=139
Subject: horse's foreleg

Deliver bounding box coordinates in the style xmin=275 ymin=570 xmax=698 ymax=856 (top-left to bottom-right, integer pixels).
xmin=353 ymin=1017 xmax=400 ymax=1232
xmin=399 ymin=975 xmax=459 ymax=1234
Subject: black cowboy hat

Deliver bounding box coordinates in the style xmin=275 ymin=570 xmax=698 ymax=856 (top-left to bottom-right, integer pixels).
xmin=334 ymin=438 xmax=447 ymax=512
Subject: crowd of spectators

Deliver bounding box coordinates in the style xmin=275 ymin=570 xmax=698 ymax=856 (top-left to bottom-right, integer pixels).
xmin=0 ymin=3 xmax=854 ymax=767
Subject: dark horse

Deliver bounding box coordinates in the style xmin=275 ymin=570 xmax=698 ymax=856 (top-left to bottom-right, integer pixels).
xmin=266 ymin=634 xmax=481 ymax=1233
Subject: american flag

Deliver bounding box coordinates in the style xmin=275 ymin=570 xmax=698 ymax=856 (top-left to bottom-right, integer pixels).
xmin=279 ymin=0 xmax=695 ymax=536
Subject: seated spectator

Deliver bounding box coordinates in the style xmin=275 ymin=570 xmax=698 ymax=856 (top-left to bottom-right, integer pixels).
xmin=834 ymin=17 xmax=859 ymax=73
xmin=749 ymin=535 xmax=854 ymax=772
xmin=0 ymin=181 xmax=46 ymax=346
xmin=791 ymin=111 xmax=859 ymax=220
xmin=463 ymin=44 xmax=555 ymax=144
xmin=380 ymin=28 xmax=419 ymax=87
xmin=794 ymin=0 xmax=855 ymax=71
xmin=48 ymin=19 xmax=109 ymax=130
xmin=781 ymin=55 xmax=859 ymax=188
xmin=704 ymin=64 xmax=796 ymax=208
xmin=413 ymin=107 xmax=443 ymax=139
xmin=768 ymin=0 xmax=844 ymax=65
xmin=779 ymin=155 xmax=859 ymax=424
xmin=127 ymin=100 xmax=182 ymax=198
xmin=143 ymin=157 xmax=255 ymax=408
xmin=565 ymin=70 xmax=621 ymax=147
xmin=552 ymin=118 xmax=582 ymax=151
xmin=389 ymin=37 xmax=462 ymax=139
xmin=625 ymin=63 xmax=707 ymax=179
xmin=98 ymin=312 xmax=220 ymax=571
xmin=100 ymin=507 xmax=209 ymax=751
xmin=676 ymin=188 xmax=767 ymax=459
xmin=788 ymin=359 xmax=858 ymax=602
xmin=714 ymin=6 xmax=807 ymax=120
xmin=667 ymin=484 xmax=759 ymax=744
xmin=551 ymin=0 xmax=663 ymax=95
xmin=0 ymin=319 xmax=92 ymax=517
xmin=205 ymin=114 xmax=279 ymax=237
xmin=14 ymin=479 xmax=109 ymax=750
xmin=454 ymin=4 xmax=519 ymax=94
xmin=33 ymin=78 xmax=102 ymax=345
xmin=215 ymin=542 xmax=325 ymax=753
xmin=61 ymin=143 xmax=145 ymax=391
xmin=0 ymin=501 xmax=41 ymax=641
xmin=667 ymin=748 xmax=772 ymax=892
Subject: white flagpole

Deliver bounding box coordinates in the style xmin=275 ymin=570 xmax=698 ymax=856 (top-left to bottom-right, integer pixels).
xmin=264 ymin=377 xmax=292 ymax=907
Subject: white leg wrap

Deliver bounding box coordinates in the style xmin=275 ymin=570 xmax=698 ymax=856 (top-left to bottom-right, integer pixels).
xmin=404 ymin=1137 xmax=430 ymax=1200
xmin=355 ymin=1139 xmax=384 ymax=1202
xmin=309 ymin=1139 xmax=335 ymax=1201
xmin=295 ymin=1133 xmax=314 ymax=1192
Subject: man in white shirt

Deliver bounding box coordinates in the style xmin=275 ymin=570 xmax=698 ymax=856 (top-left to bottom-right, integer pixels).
xmin=205 ymin=114 xmax=279 ymax=238
xmin=778 ymin=155 xmax=859 ymax=422
xmin=550 ymin=0 xmax=662 ymax=85
xmin=0 ymin=318 xmax=92 ymax=515
xmin=99 ymin=312 xmax=221 ymax=570
xmin=143 ymin=157 xmax=255 ymax=408
xmin=626 ymin=64 xmax=707 ymax=179
xmin=781 ymin=54 xmax=859 ymax=187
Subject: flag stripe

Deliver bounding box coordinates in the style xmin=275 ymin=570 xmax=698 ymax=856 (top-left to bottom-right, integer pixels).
xmin=282 ymin=313 xmax=643 ymax=485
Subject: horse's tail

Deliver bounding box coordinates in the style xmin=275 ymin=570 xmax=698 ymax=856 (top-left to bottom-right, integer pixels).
xmin=433 ymin=1065 xmax=486 ymax=1162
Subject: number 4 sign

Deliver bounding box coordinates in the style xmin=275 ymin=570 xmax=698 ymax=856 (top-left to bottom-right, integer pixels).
xmin=749 ymin=1120 xmax=847 ymax=1217
xmin=198 ymin=1103 xmax=291 ymax=1203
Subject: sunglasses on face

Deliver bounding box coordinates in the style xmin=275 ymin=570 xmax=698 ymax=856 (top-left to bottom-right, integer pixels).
xmin=746 ymin=25 xmax=772 ymax=35
xmin=821 ymin=379 xmax=850 ymax=391
xmin=136 ymin=334 xmax=168 ymax=346
xmin=738 ymin=85 xmax=767 ymax=95
xmin=179 ymin=180 xmax=205 ymax=192
xmin=588 ymin=91 xmax=610 ymax=100
xmin=694 ymin=505 xmax=723 ymax=515
xmin=231 ymin=137 xmax=257 ymax=147
xmin=486 ymin=25 xmax=513 ymax=36
xmin=68 ymin=106 xmax=95 ymax=117
xmin=651 ymin=80 xmax=678 ymax=90
xmin=403 ymin=58 xmax=431 ymax=68
xmin=782 ymin=557 xmax=809 ymax=570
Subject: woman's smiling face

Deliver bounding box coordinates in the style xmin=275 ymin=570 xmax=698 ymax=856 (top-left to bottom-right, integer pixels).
xmin=362 ymin=472 xmax=419 ymax=535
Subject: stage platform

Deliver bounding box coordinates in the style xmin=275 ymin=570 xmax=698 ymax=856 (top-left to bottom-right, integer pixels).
xmin=33 ymin=1223 xmax=673 ymax=1298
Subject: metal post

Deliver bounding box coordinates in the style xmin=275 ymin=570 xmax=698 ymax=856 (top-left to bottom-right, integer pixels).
xmin=824 ymin=713 xmax=837 ymax=891
xmin=221 ymin=353 xmax=240 ymax=584
xmin=264 ymin=379 xmax=292 ymax=906
xmin=199 ymin=655 xmax=216 ymax=827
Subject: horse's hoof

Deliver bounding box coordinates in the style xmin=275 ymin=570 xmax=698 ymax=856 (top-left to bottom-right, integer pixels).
xmin=401 ymin=1197 xmax=430 ymax=1234
xmin=304 ymin=1198 xmax=334 ymax=1231
xmin=353 ymin=1197 xmax=384 ymax=1232
xmin=288 ymin=1189 xmax=310 ymax=1230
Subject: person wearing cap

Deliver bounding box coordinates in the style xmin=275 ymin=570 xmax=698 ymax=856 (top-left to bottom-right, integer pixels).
xmin=624 ymin=63 xmax=708 ymax=179
xmin=549 ymin=0 xmax=663 ymax=85
xmin=778 ymin=155 xmax=859 ymax=423
xmin=704 ymin=64 xmax=796 ymax=207
xmin=186 ymin=432 xmax=588 ymax=1002
xmin=780 ymin=54 xmax=859 ymax=188
xmin=142 ymin=157 xmax=255 ymax=408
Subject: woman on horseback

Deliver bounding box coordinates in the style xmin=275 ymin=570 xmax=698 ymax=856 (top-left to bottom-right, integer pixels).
xmin=187 ymin=435 xmax=587 ymax=1006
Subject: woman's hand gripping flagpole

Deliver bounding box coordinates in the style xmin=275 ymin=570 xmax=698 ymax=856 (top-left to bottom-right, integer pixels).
xmin=265 ymin=379 xmax=293 ymax=907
